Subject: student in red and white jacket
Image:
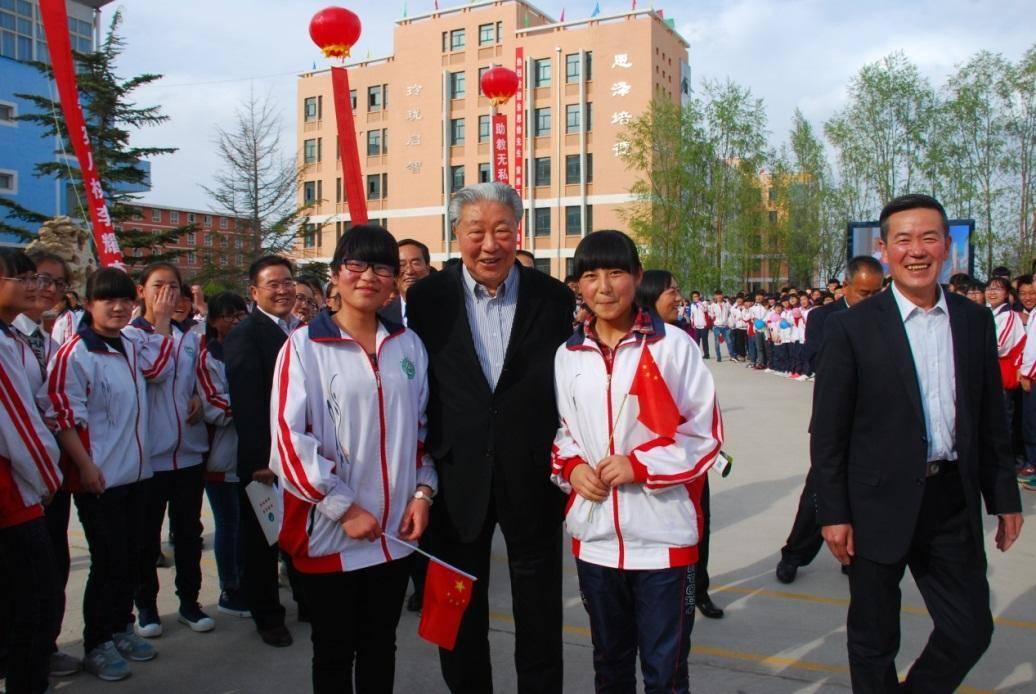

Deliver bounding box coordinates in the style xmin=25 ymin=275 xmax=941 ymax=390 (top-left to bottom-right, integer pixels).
xmin=0 ymin=248 xmax=62 ymax=694
xmin=46 ymin=268 xmax=164 ymax=681
xmin=550 ymin=231 xmax=723 ymax=694
xmin=270 ymin=225 xmax=436 ymax=694
xmin=122 ymin=262 xmax=213 ymax=638
xmin=196 ymin=291 xmax=250 ymax=618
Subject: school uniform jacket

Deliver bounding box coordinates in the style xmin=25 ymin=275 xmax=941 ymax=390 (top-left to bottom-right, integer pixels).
xmin=0 ymin=321 xmax=61 ymax=528
xmin=269 ymin=310 xmax=438 ymax=574
xmin=197 ymin=336 xmax=237 ymax=482
xmin=12 ymin=314 xmax=57 ymax=394
xmin=125 ymin=318 xmax=208 ymax=471
xmin=550 ymin=311 xmax=724 ymax=570
xmin=993 ymin=303 xmax=1025 ymax=359
xmin=1020 ymin=310 xmax=1036 ymax=380
xmin=51 ymin=309 xmax=84 ymax=346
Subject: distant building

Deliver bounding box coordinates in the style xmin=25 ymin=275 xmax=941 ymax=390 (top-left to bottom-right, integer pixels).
xmin=119 ymin=204 xmax=253 ymax=279
xmin=292 ymin=0 xmax=690 ymax=278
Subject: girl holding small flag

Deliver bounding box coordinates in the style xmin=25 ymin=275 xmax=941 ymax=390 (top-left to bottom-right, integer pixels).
xmin=551 ymin=230 xmax=723 ymax=693
xmin=269 ymin=225 xmax=437 ymax=693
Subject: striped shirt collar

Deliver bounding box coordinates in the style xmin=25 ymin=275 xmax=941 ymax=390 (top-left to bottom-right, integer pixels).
xmin=461 ymin=262 xmax=519 ymax=302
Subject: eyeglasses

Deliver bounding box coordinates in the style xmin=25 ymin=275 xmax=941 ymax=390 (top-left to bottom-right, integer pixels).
xmin=0 ymin=274 xmax=44 ymax=290
xmin=295 ymin=295 xmax=319 ymax=309
xmin=256 ymin=280 xmax=296 ymax=292
xmin=343 ymin=260 xmax=395 ymax=278
xmin=217 ymin=311 xmax=248 ymax=322
xmin=35 ymin=274 xmax=68 ymax=291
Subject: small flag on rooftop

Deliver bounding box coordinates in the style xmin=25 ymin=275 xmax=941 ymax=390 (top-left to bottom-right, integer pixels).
xmin=591 ymin=2 xmax=600 ymax=17
xmin=560 ymin=8 xmax=565 ymax=21
xmin=403 ymin=1 xmax=408 ymax=17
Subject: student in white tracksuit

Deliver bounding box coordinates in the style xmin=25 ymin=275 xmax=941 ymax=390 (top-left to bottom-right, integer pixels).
xmin=0 ymin=248 xmax=62 ymax=693
xmin=123 ymin=262 xmax=213 ymax=638
xmin=46 ymin=267 xmax=166 ymax=681
xmin=196 ymin=291 xmax=250 ymax=618
xmin=550 ymin=231 xmax=723 ymax=694
xmin=270 ymin=225 xmax=437 ymax=693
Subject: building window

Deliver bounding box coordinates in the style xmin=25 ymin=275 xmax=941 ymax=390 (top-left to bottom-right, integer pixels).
xmin=203 ymin=214 xmax=211 ymax=226
xmin=186 ymin=231 xmax=196 ymax=246
xmin=220 ymin=236 xmax=228 ymax=249
xmin=566 ymin=206 xmax=584 ymax=236
xmin=534 ymin=258 xmax=551 ymax=274
xmin=367 ymin=129 xmax=383 ymax=156
xmin=450 ymin=28 xmax=465 ymax=51
xmin=534 ymin=208 xmax=551 ymax=236
xmin=303 ymin=96 xmax=321 ymax=122
xmin=304 ymin=138 xmax=319 ymax=163
xmin=188 ymin=252 xmax=197 ymax=265
xmin=565 ymin=104 xmax=580 ymax=134
xmin=204 ymin=233 xmax=212 ymax=247
xmin=449 ymin=71 xmax=466 ymax=99
xmin=585 ymin=51 xmax=593 ymax=81
xmin=565 ymin=53 xmax=580 ymax=83
xmin=367 ymin=174 xmax=388 ymax=200
xmin=170 ymin=211 xmax=180 ymax=224
xmin=478 ymin=162 xmax=491 ymax=183
xmin=304 ymin=181 xmax=318 ymax=204
xmin=768 ymin=210 xmax=778 ymax=225
xmin=303 ymin=224 xmax=317 ymax=249
xmin=587 ymin=204 xmax=594 ymax=232
xmin=534 ymin=58 xmax=551 ymax=87
xmin=565 ymin=154 xmax=580 ymax=184
xmin=534 ymin=157 xmax=551 ymax=187
xmin=478 ymin=114 xmax=490 ymax=143
xmin=350 ymin=89 xmax=357 ymax=110
xmin=151 ymin=209 xmax=161 ymax=223
xmin=449 ymin=165 xmax=465 ymax=193
xmin=187 ymin=212 xmax=196 ymax=224
xmin=219 ymin=217 xmax=228 ymax=230
xmin=478 ymin=66 xmax=489 ymax=96
xmin=367 ymin=85 xmax=384 ymax=112
xmin=235 ymin=237 xmax=242 ymax=250
xmin=450 ymin=118 xmax=465 ymax=146
xmin=534 ymin=107 xmax=551 ymax=136
xmin=478 ymin=23 xmax=494 ymax=46
xmin=0 ymin=102 xmax=15 ymax=124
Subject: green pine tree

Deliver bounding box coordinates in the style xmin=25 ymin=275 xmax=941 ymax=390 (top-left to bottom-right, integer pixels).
xmin=0 ymin=10 xmax=188 ymax=270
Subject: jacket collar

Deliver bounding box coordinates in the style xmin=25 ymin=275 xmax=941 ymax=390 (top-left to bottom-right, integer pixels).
xmin=307 ymin=308 xmax=405 ymax=344
xmin=202 ymin=334 xmax=224 ymax=361
xmin=76 ymin=320 xmax=122 ymax=353
xmin=132 ymin=315 xmax=186 ymax=334
xmin=567 ymin=306 xmax=664 ymax=350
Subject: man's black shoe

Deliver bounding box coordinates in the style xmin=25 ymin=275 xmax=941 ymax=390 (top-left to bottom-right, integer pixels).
xmin=841 ymin=564 xmax=850 ymax=576
xmin=406 ymin=592 xmax=422 ymax=613
xmin=258 ymin=625 xmax=293 ymax=648
xmin=697 ymin=595 xmax=724 ymax=619
xmin=776 ymin=560 xmax=798 ymax=584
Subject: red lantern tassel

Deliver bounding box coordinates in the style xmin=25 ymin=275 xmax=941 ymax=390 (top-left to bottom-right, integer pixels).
xmin=331 ymin=66 xmax=369 ymax=225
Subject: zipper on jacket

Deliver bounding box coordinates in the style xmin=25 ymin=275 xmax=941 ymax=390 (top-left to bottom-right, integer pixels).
xmin=368 ymin=350 xmax=392 ymax=562
xmin=170 ymin=332 xmax=184 ymax=470
xmin=599 ymin=343 xmax=626 ymax=569
xmin=118 ymin=347 xmax=146 ymax=482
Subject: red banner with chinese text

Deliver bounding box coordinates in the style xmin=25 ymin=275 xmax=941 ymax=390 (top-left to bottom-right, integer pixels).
xmin=331 ymin=67 xmax=369 ymax=226
xmin=39 ymin=0 xmax=123 ymax=268
xmin=492 ymin=114 xmax=509 ymax=185
xmin=514 ymin=47 xmax=525 ymax=247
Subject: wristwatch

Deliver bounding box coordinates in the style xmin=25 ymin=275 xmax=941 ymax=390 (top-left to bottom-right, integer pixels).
xmin=413 ymin=489 xmax=434 ymax=506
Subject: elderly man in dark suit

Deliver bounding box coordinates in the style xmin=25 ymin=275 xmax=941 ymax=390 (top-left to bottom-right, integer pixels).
xmin=406 ymin=182 xmax=573 ymax=694
xmin=775 ymin=254 xmax=884 ymax=584
xmin=811 ymin=194 xmax=1023 ymax=693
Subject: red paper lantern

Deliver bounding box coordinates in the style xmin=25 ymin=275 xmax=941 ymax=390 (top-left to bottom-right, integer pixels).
xmin=480 ymin=66 xmax=519 ymax=106
xmin=309 ymin=6 xmax=362 ymax=60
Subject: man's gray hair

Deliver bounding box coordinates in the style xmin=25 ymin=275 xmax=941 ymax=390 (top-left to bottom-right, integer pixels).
xmin=448 ymin=182 xmax=524 ymax=230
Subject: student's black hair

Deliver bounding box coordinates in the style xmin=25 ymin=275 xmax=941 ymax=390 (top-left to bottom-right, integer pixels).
xmin=248 ymin=255 xmax=294 ymax=285
xmin=572 ymin=230 xmax=641 ymax=278
xmin=967 ymin=279 xmax=987 ymax=293
xmin=26 ymin=250 xmax=70 ymax=281
xmin=204 ymin=291 xmax=248 ymax=340
xmin=1016 ymin=274 xmax=1034 ymax=288
xmin=948 ymin=272 xmax=972 ymax=289
xmin=992 ymin=265 xmax=1011 ymax=278
xmin=86 ymin=267 xmax=137 ymax=302
xmin=879 ymin=193 xmax=949 ymax=241
xmin=636 ymin=269 xmax=674 ymax=313
xmin=179 ymin=282 xmax=193 ymax=300
xmin=330 ymin=224 xmax=399 ymax=275
xmin=563 ymin=274 xmax=578 ymax=284
xmin=398 ymin=238 xmax=431 ymax=265
xmin=443 ymin=257 xmax=462 ymax=269
xmin=139 ymin=261 xmax=183 ymax=288
xmin=0 ymin=248 xmax=35 ymax=278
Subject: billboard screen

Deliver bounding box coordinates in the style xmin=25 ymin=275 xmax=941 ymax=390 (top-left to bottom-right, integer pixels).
xmin=847 ymin=219 xmax=974 ymax=283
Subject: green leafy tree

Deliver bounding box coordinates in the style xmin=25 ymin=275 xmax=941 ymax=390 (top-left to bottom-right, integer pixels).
xmin=0 ymin=10 xmax=188 ymax=267
xmin=999 ymin=46 xmax=1036 ymax=265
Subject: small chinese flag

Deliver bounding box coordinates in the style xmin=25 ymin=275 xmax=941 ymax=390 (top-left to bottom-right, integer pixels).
xmin=418 ymin=561 xmax=475 ymax=651
xmin=628 ymin=344 xmax=680 ymax=439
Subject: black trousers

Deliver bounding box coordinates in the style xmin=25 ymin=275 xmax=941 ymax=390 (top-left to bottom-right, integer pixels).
xmin=731 ymin=328 xmax=747 ymax=358
xmin=0 ymin=516 xmax=57 ymax=694
xmin=76 ymin=482 xmax=148 ymax=652
xmin=433 ymin=500 xmax=564 ymax=694
xmin=136 ymin=465 xmax=205 ymax=611
xmin=693 ymin=330 xmax=710 ymax=358
xmin=297 ymin=558 xmax=410 ymax=694
xmin=238 ymin=483 xmax=286 ymax=630
xmin=847 ymin=469 xmax=993 ymax=693
xmin=44 ymin=490 xmax=72 ymax=653
xmin=694 ymin=477 xmax=712 ymax=600
xmin=780 ymin=469 xmax=824 ymax=566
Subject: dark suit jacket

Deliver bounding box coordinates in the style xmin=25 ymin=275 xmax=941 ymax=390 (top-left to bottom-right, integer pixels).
xmin=378 ymin=296 xmax=404 ymax=325
xmin=406 ymin=263 xmax=574 ymax=544
xmin=224 ymin=310 xmax=288 ymax=481
xmin=810 ymin=289 xmax=1022 ymax=564
xmin=803 ymin=298 xmax=848 ymax=372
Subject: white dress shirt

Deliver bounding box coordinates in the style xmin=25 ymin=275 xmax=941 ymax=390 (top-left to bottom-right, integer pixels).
xmin=256 ymin=306 xmax=299 ymax=334
xmin=461 ymin=263 xmax=519 ymax=391
xmin=890 ymin=282 xmax=957 ymax=462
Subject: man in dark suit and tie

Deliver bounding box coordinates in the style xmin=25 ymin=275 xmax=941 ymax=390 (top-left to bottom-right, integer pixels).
xmin=811 ymin=194 xmax=1023 ymax=692
xmin=224 ymin=255 xmax=301 ymax=648
xmin=776 ymin=255 xmax=884 ymax=583
xmin=406 ymin=182 xmax=574 ymax=694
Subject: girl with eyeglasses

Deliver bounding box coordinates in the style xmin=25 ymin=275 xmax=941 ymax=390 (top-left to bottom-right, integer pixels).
xmin=0 ymin=248 xmax=63 ymax=694
xmin=270 ymin=225 xmax=437 ymax=693
xmin=196 ymin=292 xmax=251 ymax=619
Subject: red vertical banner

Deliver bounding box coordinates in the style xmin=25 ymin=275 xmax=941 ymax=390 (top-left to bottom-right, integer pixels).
xmin=513 ymin=47 xmax=525 ymax=247
xmin=331 ymin=66 xmax=369 ymax=226
xmin=492 ymin=114 xmax=509 ymax=185
xmin=39 ymin=0 xmax=123 ymax=268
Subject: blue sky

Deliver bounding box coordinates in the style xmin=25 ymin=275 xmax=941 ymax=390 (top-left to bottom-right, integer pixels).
xmin=110 ymin=0 xmax=1034 ymax=209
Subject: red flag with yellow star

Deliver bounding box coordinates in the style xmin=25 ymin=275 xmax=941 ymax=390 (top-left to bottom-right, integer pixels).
xmin=419 ymin=560 xmax=475 ymax=650
xmin=628 ymin=343 xmax=680 ymax=439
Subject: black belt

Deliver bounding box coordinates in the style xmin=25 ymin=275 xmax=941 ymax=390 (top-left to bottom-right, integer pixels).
xmin=925 ymin=459 xmax=956 ymax=478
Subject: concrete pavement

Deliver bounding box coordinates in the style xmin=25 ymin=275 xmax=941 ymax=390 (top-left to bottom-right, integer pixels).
xmin=45 ymin=360 xmax=1036 ymax=693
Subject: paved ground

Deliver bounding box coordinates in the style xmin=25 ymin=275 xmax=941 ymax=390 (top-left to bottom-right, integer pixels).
xmin=45 ymin=360 xmax=1036 ymax=693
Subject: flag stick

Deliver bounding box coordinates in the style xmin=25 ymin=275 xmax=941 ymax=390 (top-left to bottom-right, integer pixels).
xmin=385 ymin=535 xmax=478 ymax=582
